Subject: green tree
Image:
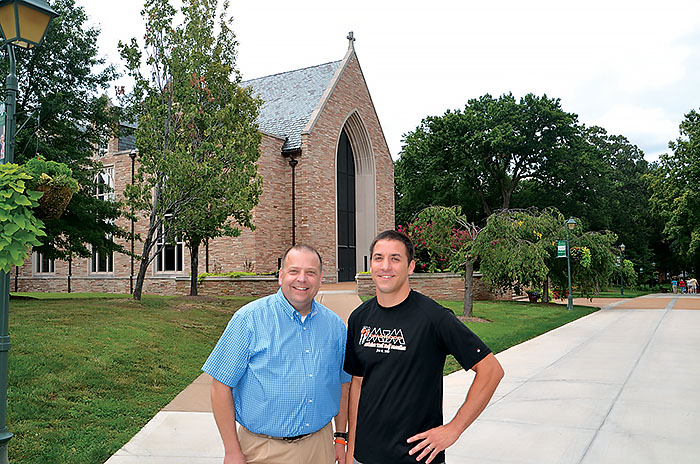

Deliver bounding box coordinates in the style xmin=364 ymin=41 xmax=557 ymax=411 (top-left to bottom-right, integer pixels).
xmin=399 ymin=206 xmax=480 ymax=316
xmin=120 ymin=0 xmax=262 ymax=300
xmin=514 ymin=125 xmax=654 ymax=270
xmin=395 ymin=93 xmax=578 ymax=223
xmin=648 ymin=109 xmax=700 ymax=273
xmin=1 ymin=0 xmax=127 ymax=263
xmin=473 ymin=208 xmax=618 ymax=299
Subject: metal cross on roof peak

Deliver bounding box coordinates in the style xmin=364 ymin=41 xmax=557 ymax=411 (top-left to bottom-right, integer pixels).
xmin=347 ymin=31 xmax=355 ymax=49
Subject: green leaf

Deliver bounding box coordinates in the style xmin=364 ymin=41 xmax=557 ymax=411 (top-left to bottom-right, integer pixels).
xmin=13 ymin=215 xmax=26 ymax=229
xmin=26 ymin=190 xmax=44 ymax=201
xmin=3 ymin=223 xmax=19 ymax=236
xmin=12 ymin=193 xmax=32 ymax=206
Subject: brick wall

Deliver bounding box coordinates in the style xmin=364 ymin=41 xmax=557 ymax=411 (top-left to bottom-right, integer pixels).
xmin=356 ymin=273 xmax=512 ymax=301
xmin=299 ymin=52 xmax=394 ymax=281
xmin=203 ymin=134 xmax=290 ymax=275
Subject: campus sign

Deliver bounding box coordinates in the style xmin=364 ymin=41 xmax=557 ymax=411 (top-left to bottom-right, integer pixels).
xmin=557 ymin=240 xmax=567 ymax=258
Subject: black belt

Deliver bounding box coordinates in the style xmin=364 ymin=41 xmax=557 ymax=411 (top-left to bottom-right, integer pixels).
xmin=255 ymin=431 xmax=312 ymax=442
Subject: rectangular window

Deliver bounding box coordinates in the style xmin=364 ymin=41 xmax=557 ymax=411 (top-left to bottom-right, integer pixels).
xmin=92 ymin=167 xmax=115 ymax=273
xmin=95 ymin=167 xmax=115 ymax=202
xmin=91 ymin=246 xmax=113 ymax=273
xmin=34 ymin=252 xmax=55 ymax=274
xmin=155 ymin=215 xmax=183 ymax=272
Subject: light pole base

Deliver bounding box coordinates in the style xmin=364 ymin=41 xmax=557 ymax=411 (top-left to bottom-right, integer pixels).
xmin=0 ymin=428 xmax=13 ymax=464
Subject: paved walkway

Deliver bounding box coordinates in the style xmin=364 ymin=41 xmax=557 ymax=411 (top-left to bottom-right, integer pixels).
xmin=106 ymin=292 xmax=700 ymax=463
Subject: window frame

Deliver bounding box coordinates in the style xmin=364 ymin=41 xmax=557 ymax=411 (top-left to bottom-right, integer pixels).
xmin=155 ymin=214 xmax=184 ymax=273
xmin=34 ymin=251 xmax=55 ymax=274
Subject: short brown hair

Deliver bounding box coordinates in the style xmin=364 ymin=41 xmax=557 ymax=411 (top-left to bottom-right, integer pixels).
xmin=280 ymin=244 xmax=323 ymax=272
xmin=370 ymin=230 xmax=415 ymax=263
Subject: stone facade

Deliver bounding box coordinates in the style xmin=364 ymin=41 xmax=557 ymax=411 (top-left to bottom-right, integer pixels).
xmin=14 ymin=42 xmax=394 ymax=295
xmin=356 ymin=273 xmax=513 ymax=302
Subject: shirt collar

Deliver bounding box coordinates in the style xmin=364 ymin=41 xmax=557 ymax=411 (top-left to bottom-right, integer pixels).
xmin=275 ymin=288 xmax=319 ymax=322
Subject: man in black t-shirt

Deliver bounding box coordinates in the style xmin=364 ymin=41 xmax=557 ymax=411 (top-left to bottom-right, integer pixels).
xmin=344 ymin=230 xmax=504 ymax=464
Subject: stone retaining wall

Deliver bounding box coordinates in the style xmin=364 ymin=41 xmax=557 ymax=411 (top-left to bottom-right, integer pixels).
xmin=356 ymin=273 xmax=511 ymax=301
xmin=16 ymin=275 xmax=280 ymax=297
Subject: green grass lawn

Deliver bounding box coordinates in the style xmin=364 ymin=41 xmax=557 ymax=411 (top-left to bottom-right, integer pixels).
xmin=7 ymin=294 xmax=255 ymax=464
xmin=6 ymin=293 xmax=599 ymax=463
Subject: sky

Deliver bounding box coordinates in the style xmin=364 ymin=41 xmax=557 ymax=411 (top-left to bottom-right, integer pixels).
xmin=76 ymin=0 xmax=700 ymax=162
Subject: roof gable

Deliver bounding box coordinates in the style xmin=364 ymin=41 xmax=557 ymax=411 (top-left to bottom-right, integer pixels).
xmin=244 ymin=60 xmax=342 ymax=150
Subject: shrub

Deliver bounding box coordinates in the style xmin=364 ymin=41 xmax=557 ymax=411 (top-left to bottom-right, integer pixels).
xmin=24 ymin=155 xmax=79 ymax=192
xmin=0 ymin=164 xmax=46 ymax=272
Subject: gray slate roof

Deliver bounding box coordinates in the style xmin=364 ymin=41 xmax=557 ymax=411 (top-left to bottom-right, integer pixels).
xmin=244 ymin=60 xmax=342 ymax=151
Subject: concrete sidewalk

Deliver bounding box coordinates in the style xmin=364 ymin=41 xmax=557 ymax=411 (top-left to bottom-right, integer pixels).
xmin=106 ymin=293 xmax=700 ymax=463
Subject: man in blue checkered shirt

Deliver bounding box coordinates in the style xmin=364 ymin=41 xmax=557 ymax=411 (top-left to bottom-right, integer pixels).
xmin=203 ymin=244 xmax=351 ymax=464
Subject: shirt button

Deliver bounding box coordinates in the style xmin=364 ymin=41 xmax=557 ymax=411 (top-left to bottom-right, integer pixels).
xmin=305 ymin=349 xmax=310 ymax=353
xmin=306 ymin=423 xmax=310 ymax=427
xmin=309 ymin=374 xmax=313 ymax=378
xmin=303 ymin=327 xmax=307 ymax=331
xmin=309 ymin=399 xmax=313 ymax=403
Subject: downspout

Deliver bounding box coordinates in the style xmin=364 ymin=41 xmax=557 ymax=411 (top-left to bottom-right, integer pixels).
xmin=282 ymin=145 xmax=302 ymax=246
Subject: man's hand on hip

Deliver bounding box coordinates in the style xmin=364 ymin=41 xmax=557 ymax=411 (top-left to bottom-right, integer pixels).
xmin=406 ymin=423 xmax=461 ymax=463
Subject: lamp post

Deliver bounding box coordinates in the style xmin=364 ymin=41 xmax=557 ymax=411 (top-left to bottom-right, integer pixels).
xmin=0 ymin=1 xmax=57 ymax=462
xmin=619 ymin=243 xmax=626 ymax=296
xmin=566 ymin=217 xmax=576 ymax=311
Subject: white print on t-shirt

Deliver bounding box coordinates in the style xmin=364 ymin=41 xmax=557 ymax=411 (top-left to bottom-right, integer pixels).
xmin=359 ymin=326 xmax=407 ymax=353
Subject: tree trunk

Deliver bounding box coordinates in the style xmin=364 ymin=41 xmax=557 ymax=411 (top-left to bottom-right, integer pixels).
xmin=133 ymin=242 xmax=152 ymax=301
xmin=133 ymin=219 xmax=159 ymax=301
xmin=542 ymin=277 xmax=550 ymax=303
xmin=463 ymin=260 xmax=474 ymax=318
xmin=189 ymin=240 xmax=200 ymax=296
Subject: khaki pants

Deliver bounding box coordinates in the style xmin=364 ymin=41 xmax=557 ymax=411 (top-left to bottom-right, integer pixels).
xmin=238 ymin=422 xmax=334 ymax=464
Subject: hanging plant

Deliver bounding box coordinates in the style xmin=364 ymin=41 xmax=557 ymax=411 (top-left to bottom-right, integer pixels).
xmin=23 ymin=156 xmax=79 ymax=220
xmin=0 ymin=164 xmax=46 ymax=273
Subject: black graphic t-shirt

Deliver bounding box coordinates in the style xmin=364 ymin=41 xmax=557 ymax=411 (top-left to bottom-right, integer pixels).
xmin=344 ymin=290 xmax=490 ymax=464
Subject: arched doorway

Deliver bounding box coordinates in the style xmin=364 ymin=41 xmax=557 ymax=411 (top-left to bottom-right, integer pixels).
xmin=337 ymin=112 xmax=376 ymax=282
xmin=337 ymin=129 xmax=356 ymax=281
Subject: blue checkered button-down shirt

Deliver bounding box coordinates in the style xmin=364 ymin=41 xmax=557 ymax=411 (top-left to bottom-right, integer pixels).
xmin=202 ymin=288 xmax=351 ymax=437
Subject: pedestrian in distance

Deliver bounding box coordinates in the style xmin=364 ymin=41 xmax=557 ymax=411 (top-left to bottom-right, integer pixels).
xmin=203 ymin=244 xmax=351 ymax=464
xmin=680 ymin=279 xmax=686 ymax=294
xmin=344 ymin=230 xmax=504 ymax=464
xmin=672 ymin=278 xmax=678 ymax=294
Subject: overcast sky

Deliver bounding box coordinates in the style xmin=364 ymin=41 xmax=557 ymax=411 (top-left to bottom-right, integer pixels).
xmin=77 ymin=0 xmax=700 ymax=162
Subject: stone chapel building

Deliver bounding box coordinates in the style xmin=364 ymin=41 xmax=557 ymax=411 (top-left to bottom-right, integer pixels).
xmin=15 ymin=34 xmax=395 ymax=294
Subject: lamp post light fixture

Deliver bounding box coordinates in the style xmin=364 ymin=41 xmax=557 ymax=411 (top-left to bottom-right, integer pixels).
xmin=0 ymin=1 xmax=57 ymax=462
xmin=619 ymin=243 xmax=626 ymax=296
xmin=566 ymin=217 xmax=576 ymax=311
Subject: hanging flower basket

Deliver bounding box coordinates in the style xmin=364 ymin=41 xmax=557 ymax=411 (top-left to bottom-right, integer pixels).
xmin=23 ymin=156 xmax=79 ymax=221
xmin=34 ymin=182 xmax=74 ymax=220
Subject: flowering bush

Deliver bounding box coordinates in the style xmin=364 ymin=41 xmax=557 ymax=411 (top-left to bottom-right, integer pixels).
xmin=398 ymin=206 xmax=478 ymax=273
